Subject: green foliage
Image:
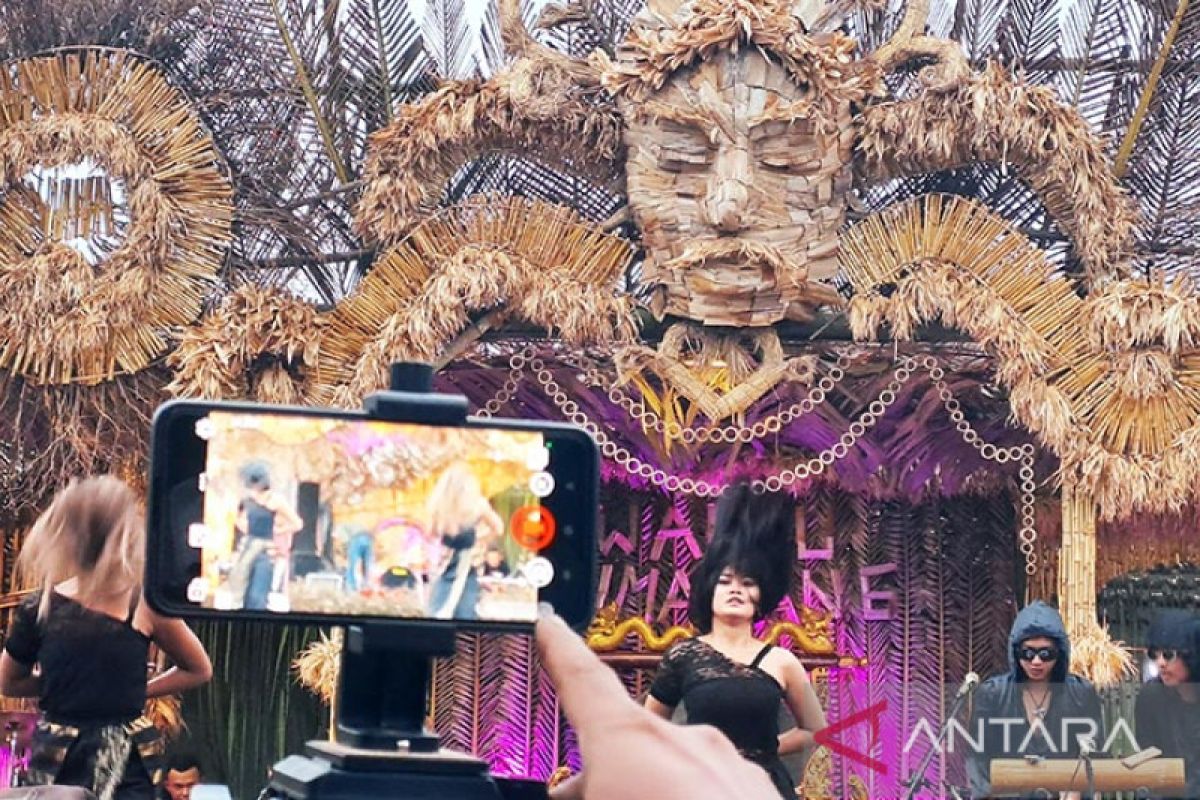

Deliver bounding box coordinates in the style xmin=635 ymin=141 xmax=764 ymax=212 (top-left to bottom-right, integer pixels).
xmin=180 ymin=621 xmax=326 ymax=800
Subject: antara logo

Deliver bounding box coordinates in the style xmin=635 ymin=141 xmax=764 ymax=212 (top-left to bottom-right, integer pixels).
xmin=811 ymin=705 xmax=1141 ymax=776
xmin=812 ymin=701 xmax=888 ymax=774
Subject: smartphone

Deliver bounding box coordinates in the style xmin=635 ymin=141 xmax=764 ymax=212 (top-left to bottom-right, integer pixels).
xmin=145 ymin=400 xmax=599 ymax=630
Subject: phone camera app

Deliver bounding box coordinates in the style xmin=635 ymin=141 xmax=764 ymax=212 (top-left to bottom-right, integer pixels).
xmin=194 ymin=417 xmax=215 ymax=441
xmin=511 ymin=506 xmax=556 ymax=550
xmin=529 ymin=471 xmax=554 ymax=498
xmin=526 ymin=447 xmax=550 ymax=471
xmin=523 ymin=557 xmax=554 ymax=588
xmin=187 ymin=578 xmax=209 ymax=604
xmin=188 ymin=523 xmax=210 ymax=549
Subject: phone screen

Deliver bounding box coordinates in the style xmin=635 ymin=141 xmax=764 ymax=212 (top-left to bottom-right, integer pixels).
xmin=146 ymin=401 xmax=598 ymax=629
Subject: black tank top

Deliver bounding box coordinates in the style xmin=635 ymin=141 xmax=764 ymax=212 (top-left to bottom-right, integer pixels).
xmin=4 ymin=591 xmax=150 ymax=725
xmin=649 ymin=637 xmax=784 ymax=756
xmin=242 ymin=497 xmax=275 ymax=540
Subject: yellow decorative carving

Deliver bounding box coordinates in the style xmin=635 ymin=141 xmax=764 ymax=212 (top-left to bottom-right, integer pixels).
xmin=549 ymin=767 xmax=572 ymax=789
xmin=586 ymin=603 xmax=696 ymax=651
xmin=585 ymin=603 xmax=837 ymax=655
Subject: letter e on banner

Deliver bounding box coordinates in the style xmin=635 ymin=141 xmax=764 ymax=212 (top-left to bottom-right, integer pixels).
xmin=860 ymin=563 xmax=897 ymax=621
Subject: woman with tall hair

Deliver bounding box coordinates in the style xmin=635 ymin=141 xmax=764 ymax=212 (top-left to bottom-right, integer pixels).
xmin=0 ymin=476 xmax=212 ymax=800
xmin=1135 ymin=610 xmax=1200 ymax=799
xmin=644 ymin=483 xmax=826 ymax=798
xmin=425 ymin=463 xmax=503 ymax=620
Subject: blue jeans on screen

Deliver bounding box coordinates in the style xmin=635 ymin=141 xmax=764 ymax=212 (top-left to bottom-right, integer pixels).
xmin=345 ymin=532 xmax=374 ymax=591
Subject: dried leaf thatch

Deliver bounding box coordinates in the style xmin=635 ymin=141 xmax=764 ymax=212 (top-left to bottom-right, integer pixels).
xmin=318 ymin=196 xmax=636 ymax=403
xmin=167 ymin=285 xmax=326 ymax=405
xmin=0 ymin=49 xmax=233 ymax=385
xmin=843 ymin=194 xmax=1200 ymax=520
xmin=0 ymin=367 xmax=167 ymax=520
xmin=1067 ymin=621 xmax=1136 ymax=689
xmin=0 ymin=0 xmax=209 ymax=62
xmin=356 ymin=54 xmax=624 ymax=245
xmin=856 ymin=62 xmax=1137 ymax=285
xmin=596 ymin=0 xmax=881 ymax=128
xmin=293 ymin=628 xmax=343 ymax=707
xmin=1084 ymin=275 xmax=1200 ymax=354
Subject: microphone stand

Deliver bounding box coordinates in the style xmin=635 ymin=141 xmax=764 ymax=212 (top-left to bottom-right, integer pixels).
xmin=1066 ymin=738 xmax=1097 ymax=800
xmin=1074 ymin=743 xmax=1097 ymax=800
xmin=902 ymin=686 xmax=975 ymax=800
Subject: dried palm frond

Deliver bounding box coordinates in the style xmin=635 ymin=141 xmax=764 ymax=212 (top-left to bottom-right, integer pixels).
xmin=0 ymin=367 xmax=168 ymax=520
xmin=357 ymin=53 xmax=623 ymax=244
xmin=0 ymin=49 xmax=232 ymax=385
xmin=842 ymin=194 xmax=1083 ymax=372
xmin=842 ymin=194 xmax=1200 ymax=519
xmin=596 ymin=0 xmax=881 ymax=125
xmin=1068 ymin=622 xmax=1136 ymax=689
xmin=293 ymin=629 xmax=343 ymax=706
xmin=0 ymin=0 xmax=208 ymax=61
xmin=1083 ymin=275 xmax=1200 ymax=354
xmin=318 ymin=196 xmax=635 ymax=402
xmin=167 ymin=285 xmax=326 ymax=404
xmin=856 ymin=62 xmax=1138 ymax=285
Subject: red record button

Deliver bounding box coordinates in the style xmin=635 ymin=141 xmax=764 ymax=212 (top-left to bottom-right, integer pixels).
xmin=511 ymin=505 xmax=556 ymax=550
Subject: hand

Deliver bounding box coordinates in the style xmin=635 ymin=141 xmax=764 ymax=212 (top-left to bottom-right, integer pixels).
xmin=535 ymin=609 xmax=780 ymax=800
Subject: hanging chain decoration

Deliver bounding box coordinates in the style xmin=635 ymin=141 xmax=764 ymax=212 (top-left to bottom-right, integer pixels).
xmin=530 ymin=354 xmax=914 ymax=498
xmin=479 ymin=349 xmax=1039 ymax=575
xmin=585 ymin=353 xmax=853 ymax=445
xmin=475 ymin=350 xmax=530 ymax=418
xmin=921 ymin=355 xmax=1039 ymax=576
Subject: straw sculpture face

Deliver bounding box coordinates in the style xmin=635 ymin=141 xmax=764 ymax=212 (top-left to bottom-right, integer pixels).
xmin=622 ymin=48 xmax=852 ymax=327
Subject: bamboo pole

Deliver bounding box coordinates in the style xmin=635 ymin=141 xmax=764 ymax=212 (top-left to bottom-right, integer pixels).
xmin=1059 ymin=482 xmax=1098 ymax=635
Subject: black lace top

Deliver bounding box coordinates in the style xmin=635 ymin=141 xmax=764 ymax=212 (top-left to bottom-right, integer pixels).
xmin=4 ymin=591 xmax=151 ymax=726
xmin=650 ymin=637 xmax=793 ymax=796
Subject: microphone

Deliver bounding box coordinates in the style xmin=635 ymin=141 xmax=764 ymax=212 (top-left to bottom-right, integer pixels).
xmin=955 ymin=671 xmax=980 ymax=699
xmin=903 ymin=670 xmax=982 ymax=800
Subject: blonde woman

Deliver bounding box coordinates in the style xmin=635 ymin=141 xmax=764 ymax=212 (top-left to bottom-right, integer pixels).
xmin=0 ymin=477 xmax=212 ymax=800
xmin=425 ymin=464 xmax=503 ymax=620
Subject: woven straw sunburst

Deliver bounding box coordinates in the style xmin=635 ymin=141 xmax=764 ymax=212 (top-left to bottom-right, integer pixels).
xmin=0 ymin=48 xmax=233 ymax=385
xmin=317 ymin=195 xmax=635 ymax=404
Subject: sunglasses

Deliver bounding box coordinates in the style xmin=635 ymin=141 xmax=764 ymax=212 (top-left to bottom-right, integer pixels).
xmin=1019 ymin=647 xmax=1059 ymax=663
xmin=1148 ymin=648 xmax=1190 ymax=662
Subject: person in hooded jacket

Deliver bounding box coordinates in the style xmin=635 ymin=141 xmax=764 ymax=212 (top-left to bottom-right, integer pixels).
xmin=1134 ymin=610 xmax=1200 ymax=799
xmin=967 ymin=601 xmax=1106 ymax=799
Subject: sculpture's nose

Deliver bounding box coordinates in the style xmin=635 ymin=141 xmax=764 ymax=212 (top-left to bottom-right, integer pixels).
xmin=703 ymin=144 xmax=752 ymax=233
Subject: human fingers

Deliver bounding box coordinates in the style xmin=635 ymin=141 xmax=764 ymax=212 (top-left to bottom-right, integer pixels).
xmin=534 ymin=609 xmax=635 ymax=732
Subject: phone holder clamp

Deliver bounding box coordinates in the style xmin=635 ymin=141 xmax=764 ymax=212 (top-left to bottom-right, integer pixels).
xmin=266 ymin=362 xmax=514 ymax=800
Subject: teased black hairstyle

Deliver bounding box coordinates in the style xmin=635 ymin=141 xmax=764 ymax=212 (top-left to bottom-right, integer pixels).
xmin=688 ymin=482 xmax=795 ymax=633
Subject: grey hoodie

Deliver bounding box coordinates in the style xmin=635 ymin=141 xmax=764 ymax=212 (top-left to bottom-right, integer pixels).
xmin=967 ymin=602 xmax=1105 ymax=799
